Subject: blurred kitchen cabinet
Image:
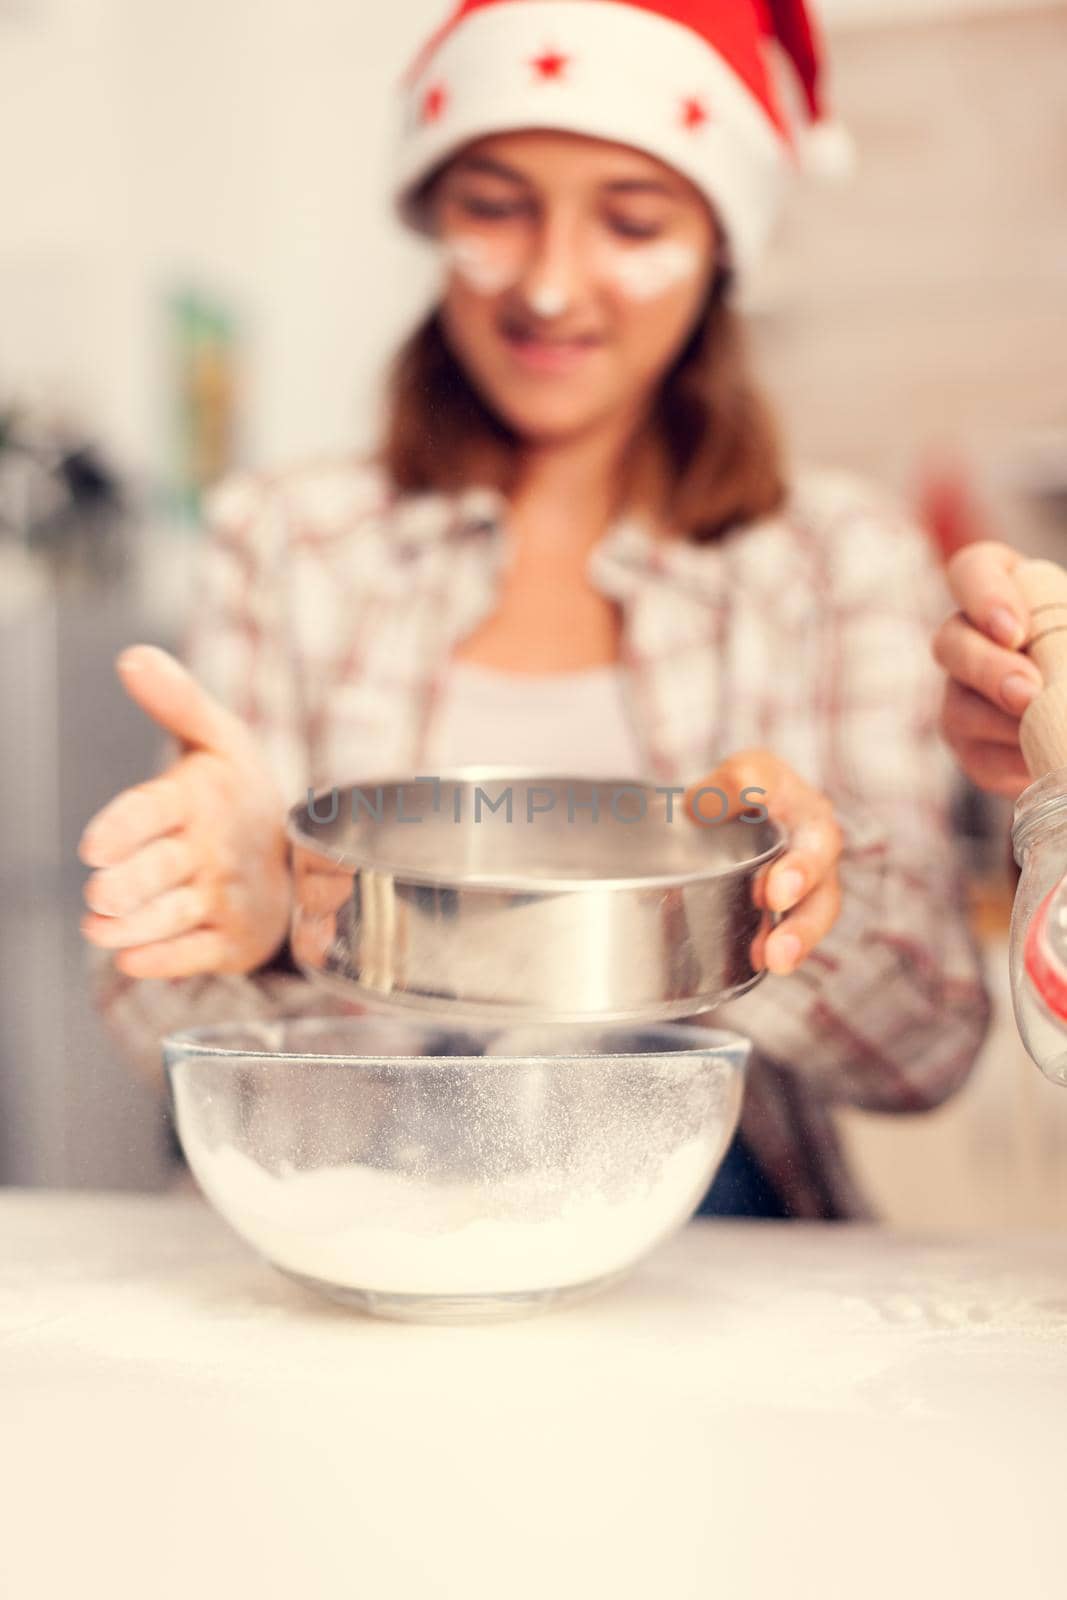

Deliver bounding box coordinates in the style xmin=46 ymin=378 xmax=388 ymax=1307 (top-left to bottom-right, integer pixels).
xmin=0 ymin=568 xmax=178 ymax=1188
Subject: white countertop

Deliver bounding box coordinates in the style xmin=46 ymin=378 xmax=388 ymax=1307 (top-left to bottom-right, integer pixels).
xmin=2 ymin=1192 xmax=1066 ymax=1600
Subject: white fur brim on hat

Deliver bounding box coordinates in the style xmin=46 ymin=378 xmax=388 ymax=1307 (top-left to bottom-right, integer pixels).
xmin=393 ymin=1 xmax=791 ymax=280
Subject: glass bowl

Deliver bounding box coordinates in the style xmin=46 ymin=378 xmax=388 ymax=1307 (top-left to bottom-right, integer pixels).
xmin=163 ymin=1014 xmax=750 ymax=1322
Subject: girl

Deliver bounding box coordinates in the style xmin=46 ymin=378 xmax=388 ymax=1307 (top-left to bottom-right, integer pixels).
xmin=80 ymin=0 xmax=990 ymax=1219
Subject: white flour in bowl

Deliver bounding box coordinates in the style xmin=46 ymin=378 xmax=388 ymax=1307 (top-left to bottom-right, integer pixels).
xmin=184 ymin=1135 xmax=718 ymax=1297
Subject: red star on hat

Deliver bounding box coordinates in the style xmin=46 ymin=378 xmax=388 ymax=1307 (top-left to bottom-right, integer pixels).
xmin=680 ymin=96 xmax=710 ymax=131
xmin=532 ymin=49 xmax=569 ymax=80
xmin=421 ymin=83 xmax=448 ymax=124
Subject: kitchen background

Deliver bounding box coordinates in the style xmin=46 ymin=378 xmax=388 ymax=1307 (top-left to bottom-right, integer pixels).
xmin=2 ymin=0 xmax=1065 ymax=1218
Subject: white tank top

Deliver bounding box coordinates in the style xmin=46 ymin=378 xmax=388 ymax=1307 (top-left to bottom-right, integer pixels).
xmin=422 ymin=659 xmax=646 ymax=779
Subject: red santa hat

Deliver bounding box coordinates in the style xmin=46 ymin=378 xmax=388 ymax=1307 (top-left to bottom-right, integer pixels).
xmin=394 ymin=0 xmax=854 ymax=281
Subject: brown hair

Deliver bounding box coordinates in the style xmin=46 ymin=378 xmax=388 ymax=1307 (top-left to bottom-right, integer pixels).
xmin=378 ymin=269 xmax=787 ymax=546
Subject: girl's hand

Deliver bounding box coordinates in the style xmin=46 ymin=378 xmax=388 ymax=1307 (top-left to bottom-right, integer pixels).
xmin=931 ymin=539 xmax=1042 ymax=797
xmin=684 ymin=750 xmax=843 ymax=977
xmin=78 ymin=646 xmax=293 ymax=979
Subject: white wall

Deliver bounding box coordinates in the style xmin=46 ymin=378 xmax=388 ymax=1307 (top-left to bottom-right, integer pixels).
xmin=1 ymin=0 xmax=449 ymax=474
xmin=103 ymin=0 xmax=450 ymax=467
xmin=823 ymin=0 xmax=1059 ymax=20
xmin=1 ymin=1 xmax=134 ymax=442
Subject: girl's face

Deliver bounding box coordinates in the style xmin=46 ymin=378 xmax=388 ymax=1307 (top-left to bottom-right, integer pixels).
xmin=431 ymin=130 xmax=719 ymax=445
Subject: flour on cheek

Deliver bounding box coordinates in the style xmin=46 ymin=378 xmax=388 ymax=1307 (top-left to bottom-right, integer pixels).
xmin=441 ymin=234 xmax=522 ymax=296
xmin=600 ymin=239 xmax=702 ymax=303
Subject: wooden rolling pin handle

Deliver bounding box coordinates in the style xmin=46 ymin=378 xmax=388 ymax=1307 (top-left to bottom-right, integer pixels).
xmin=1015 ymin=559 xmax=1067 ymax=780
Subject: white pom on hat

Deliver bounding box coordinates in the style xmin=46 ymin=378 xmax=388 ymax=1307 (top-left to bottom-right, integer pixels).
xmin=799 ymin=116 xmax=858 ymax=181
xmin=762 ymin=0 xmax=858 ymax=182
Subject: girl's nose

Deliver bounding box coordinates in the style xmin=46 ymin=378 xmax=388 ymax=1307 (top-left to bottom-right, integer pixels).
xmin=520 ymin=216 xmax=584 ymax=319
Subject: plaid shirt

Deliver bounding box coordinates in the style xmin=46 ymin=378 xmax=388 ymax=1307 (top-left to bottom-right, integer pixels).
xmin=88 ymin=455 xmax=992 ymax=1219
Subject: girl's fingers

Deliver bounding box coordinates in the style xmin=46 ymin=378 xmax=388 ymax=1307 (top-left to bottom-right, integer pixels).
xmin=931 ymin=612 xmax=1042 ymax=717
xmin=763 ymin=874 xmax=842 ymax=976
xmin=945 ymin=540 xmax=1030 ymax=646
xmin=113 ymin=928 xmax=228 ymax=980
xmin=78 ymin=773 xmax=186 ymax=868
xmin=684 ymin=751 xmax=775 ymax=825
xmin=750 ymin=917 xmax=771 ymax=971
xmin=764 ymin=813 xmax=842 ymax=914
xmin=763 ymin=849 xmax=819 ymax=915
xmin=955 ymin=739 xmax=1033 ymax=798
xmin=114 ymin=645 xmax=250 ymax=758
xmin=687 ymin=753 xmax=843 ymax=920
xmin=292 ymin=849 xmax=354 ymax=916
xmin=939 ymin=679 xmax=1025 ymax=748
xmin=81 ymin=884 xmax=210 ymax=949
xmin=83 ymin=834 xmax=196 ymax=917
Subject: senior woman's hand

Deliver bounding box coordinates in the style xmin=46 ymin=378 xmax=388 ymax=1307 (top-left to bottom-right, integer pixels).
xmin=931 ymin=539 xmax=1043 ymax=797
xmin=684 ymin=750 xmax=843 ymax=977
xmin=78 ymin=645 xmax=293 ymax=979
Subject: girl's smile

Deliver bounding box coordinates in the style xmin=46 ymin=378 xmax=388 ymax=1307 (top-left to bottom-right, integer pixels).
xmin=498 ymin=307 xmax=607 ymax=377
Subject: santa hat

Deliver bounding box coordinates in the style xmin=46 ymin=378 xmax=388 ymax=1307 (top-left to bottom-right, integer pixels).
xmin=394 ymin=0 xmax=855 ymax=281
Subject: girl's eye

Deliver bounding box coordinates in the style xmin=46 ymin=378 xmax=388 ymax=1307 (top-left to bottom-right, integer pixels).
xmin=457 ymin=194 xmax=528 ymax=222
xmin=606 ymin=216 xmax=665 ymax=242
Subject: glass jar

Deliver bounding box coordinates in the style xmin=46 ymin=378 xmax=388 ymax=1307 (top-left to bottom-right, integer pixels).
xmin=1010 ymin=765 xmax=1067 ymax=1085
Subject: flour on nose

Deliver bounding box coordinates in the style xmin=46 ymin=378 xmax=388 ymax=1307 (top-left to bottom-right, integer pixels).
xmin=527 ymin=283 xmax=571 ymax=318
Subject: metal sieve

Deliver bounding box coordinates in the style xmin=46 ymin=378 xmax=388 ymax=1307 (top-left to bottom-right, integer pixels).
xmin=287 ymin=768 xmax=786 ymax=1024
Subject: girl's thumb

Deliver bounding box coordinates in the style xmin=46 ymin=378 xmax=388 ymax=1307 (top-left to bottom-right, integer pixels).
xmin=115 ymin=645 xmax=240 ymax=753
